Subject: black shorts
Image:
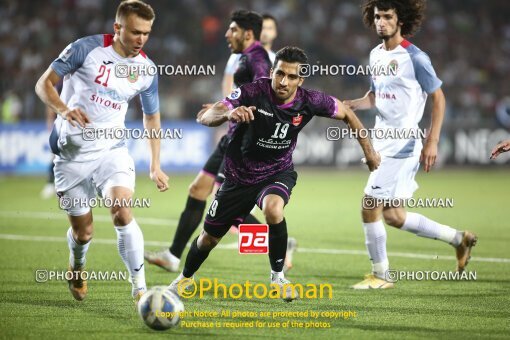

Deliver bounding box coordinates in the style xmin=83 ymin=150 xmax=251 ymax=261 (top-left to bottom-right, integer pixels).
xmin=201 ymin=135 xmax=229 ymax=184
xmin=203 ymin=169 xmax=298 ymax=238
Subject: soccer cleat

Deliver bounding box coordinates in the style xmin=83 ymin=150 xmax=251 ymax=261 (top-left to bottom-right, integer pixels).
xmin=67 ymin=265 xmax=88 ymax=301
xmin=455 ymin=231 xmax=478 ymax=273
xmin=351 ymin=274 xmax=394 ymax=289
xmin=132 ymin=287 xmax=146 ymax=307
xmin=144 ymin=249 xmax=180 ymax=272
xmin=270 ymin=273 xmax=298 ymax=302
xmin=283 ymin=237 xmax=298 ymax=274
xmin=168 ymin=275 xmax=195 ymax=296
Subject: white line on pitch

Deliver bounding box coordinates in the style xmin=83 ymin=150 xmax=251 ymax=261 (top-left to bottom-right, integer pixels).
xmin=0 ymin=233 xmax=508 ymax=264
xmin=0 ymin=211 xmax=178 ymax=226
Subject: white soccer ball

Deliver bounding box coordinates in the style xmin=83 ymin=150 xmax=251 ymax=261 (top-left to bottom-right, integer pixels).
xmin=137 ymin=286 xmax=184 ymax=330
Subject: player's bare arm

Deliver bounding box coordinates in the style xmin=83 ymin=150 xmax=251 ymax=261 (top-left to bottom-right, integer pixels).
xmin=490 ymin=139 xmax=510 ymax=159
xmin=334 ymin=98 xmax=380 ymax=171
xmin=421 ymin=87 xmax=445 ymax=172
xmin=35 ymin=67 xmax=90 ymax=128
xmin=343 ymin=91 xmax=376 ymax=111
xmin=143 ymin=112 xmax=169 ymax=192
xmin=198 ymin=102 xmax=255 ymax=127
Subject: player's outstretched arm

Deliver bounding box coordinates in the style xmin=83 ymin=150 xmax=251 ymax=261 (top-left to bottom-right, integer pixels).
xmin=198 ymin=102 xmax=255 ymax=127
xmin=143 ymin=112 xmax=169 ymax=192
xmin=421 ymin=88 xmax=446 ymax=172
xmin=343 ymin=91 xmax=375 ymax=111
xmin=490 ymin=140 xmax=510 ymax=159
xmin=35 ymin=67 xmax=90 ymax=127
xmin=333 ymin=98 xmax=380 ymax=171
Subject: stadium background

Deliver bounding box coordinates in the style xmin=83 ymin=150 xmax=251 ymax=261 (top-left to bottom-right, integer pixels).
xmin=1 ymin=0 xmax=510 ymax=173
xmin=1 ymin=1 xmax=509 ymax=338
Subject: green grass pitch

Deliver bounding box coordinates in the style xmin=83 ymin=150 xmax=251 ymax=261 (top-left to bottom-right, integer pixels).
xmin=0 ymin=169 xmax=509 ymax=339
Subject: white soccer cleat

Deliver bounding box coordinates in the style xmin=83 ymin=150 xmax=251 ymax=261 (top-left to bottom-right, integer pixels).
xmin=283 ymin=237 xmax=297 ymax=274
xmin=168 ymin=274 xmax=195 ymax=296
xmin=270 ymin=273 xmax=299 ymax=302
xmin=144 ymin=249 xmax=180 ymax=272
xmin=351 ymin=273 xmax=394 ymax=289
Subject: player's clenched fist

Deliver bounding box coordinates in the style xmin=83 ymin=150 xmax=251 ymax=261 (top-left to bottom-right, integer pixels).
xmin=227 ymin=106 xmax=255 ymax=123
xmin=61 ymin=107 xmax=91 ymax=128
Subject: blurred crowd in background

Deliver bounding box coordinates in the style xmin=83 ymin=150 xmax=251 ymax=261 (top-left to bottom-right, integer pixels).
xmin=1 ymin=0 xmax=509 ymax=128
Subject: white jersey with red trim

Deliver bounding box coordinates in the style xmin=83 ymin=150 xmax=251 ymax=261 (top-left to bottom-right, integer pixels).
xmin=369 ymin=39 xmax=442 ymax=158
xmin=50 ymin=34 xmax=159 ymax=162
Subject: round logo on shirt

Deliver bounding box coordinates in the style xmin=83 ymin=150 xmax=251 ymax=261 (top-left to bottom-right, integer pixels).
xmin=127 ymin=69 xmax=139 ymax=83
xmin=388 ymin=59 xmax=399 ymax=74
xmin=228 ymin=88 xmax=241 ymax=100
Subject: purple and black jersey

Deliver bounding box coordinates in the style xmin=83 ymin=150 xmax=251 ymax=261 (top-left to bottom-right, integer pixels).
xmin=227 ymin=42 xmax=271 ymax=137
xmin=233 ymin=41 xmax=271 ymax=88
xmin=222 ymin=78 xmax=338 ymax=185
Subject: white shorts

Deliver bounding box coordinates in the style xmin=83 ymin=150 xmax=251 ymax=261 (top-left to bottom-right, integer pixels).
xmin=54 ymin=147 xmax=136 ymax=216
xmin=364 ymin=155 xmax=420 ymax=199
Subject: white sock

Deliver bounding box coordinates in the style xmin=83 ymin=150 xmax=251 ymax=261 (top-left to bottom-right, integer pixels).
xmin=362 ymin=221 xmax=389 ymax=279
xmin=271 ymin=270 xmax=284 ymax=280
xmin=67 ymin=227 xmax=90 ymax=268
xmin=115 ymin=219 xmax=146 ymax=293
xmin=401 ymin=212 xmax=463 ymax=247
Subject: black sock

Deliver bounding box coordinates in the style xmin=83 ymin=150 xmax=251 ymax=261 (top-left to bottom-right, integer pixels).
xmin=169 ymin=196 xmax=206 ymax=258
xmin=182 ymin=237 xmax=211 ymax=278
xmin=242 ymin=214 xmax=261 ymax=225
xmin=268 ymin=218 xmax=287 ymax=272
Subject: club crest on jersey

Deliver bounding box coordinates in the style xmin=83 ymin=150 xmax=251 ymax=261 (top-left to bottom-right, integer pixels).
xmin=292 ymin=113 xmax=303 ymax=126
xmin=228 ymin=88 xmax=241 ymax=100
xmin=127 ymin=69 xmax=138 ymax=83
xmin=388 ymin=59 xmax=398 ymax=74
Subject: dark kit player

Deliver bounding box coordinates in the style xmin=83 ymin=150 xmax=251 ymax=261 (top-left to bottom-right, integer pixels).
xmin=169 ymin=47 xmax=381 ymax=301
xmin=144 ymin=10 xmax=272 ymax=272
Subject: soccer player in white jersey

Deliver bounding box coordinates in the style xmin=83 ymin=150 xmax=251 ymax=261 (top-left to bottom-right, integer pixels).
xmin=344 ymin=0 xmax=477 ymax=289
xmin=35 ymin=0 xmax=169 ymax=302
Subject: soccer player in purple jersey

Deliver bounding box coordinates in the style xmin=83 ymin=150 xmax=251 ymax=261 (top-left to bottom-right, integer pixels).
xmin=168 ymin=46 xmax=380 ymax=301
xmin=145 ymin=10 xmax=277 ymax=272
xmin=35 ymin=0 xmax=168 ymax=303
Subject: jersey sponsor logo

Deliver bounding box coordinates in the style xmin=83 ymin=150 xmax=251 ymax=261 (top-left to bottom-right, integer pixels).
xmin=238 ymin=224 xmax=269 ymax=254
xmin=292 ymin=113 xmax=303 ymax=126
xmin=103 ymin=60 xmax=114 ymax=65
xmin=376 ymin=92 xmax=397 ymax=100
xmin=228 ymin=88 xmax=241 ymax=100
xmin=257 ymin=108 xmax=273 ymax=117
xmin=90 ymin=94 xmax=123 ymax=110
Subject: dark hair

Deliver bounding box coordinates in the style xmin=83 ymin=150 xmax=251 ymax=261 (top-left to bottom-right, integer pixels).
xmin=262 ymin=13 xmax=278 ymax=29
xmin=362 ymin=0 xmax=426 ymax=37
xmin=116 ymin=0 xmax=155 ymax=22
xmin=273 ymin=46 xmax=308 ymax=68
xmin=231 ymin=10 xmax=263 ymax=41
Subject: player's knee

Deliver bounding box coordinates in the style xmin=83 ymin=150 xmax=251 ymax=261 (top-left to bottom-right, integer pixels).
xmin=111 ymin=207 xmax=133 ymax=226
xmin=189 ymin=181 xmax=211 ymax=200
xmin=383 ymin=209 xmax=405 ymax=228
xmin=75 ymin=225 xmax=93 ymax=244
xmin=197 ymin=231 xmax=220 ymax=250
xmin=263 ymin=200 xmax=284 ymax=225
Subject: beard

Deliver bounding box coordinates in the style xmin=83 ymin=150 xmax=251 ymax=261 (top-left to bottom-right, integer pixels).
xmin=377 ymin=28 xmax=398 ymax=41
